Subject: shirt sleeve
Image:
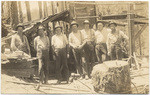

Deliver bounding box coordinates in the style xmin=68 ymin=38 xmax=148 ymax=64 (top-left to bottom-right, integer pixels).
xmin=99 ymin=32 xmax=104 ymax=43
xmin=33 ymin=37 xmax=37 ymax=51
xmin=47 ymin=36 xmax=50 ymax=47
xmin=120 ymin=31 xmax=129 ymax=40
xmin=81 ymin=30 xmax=87 ymax=42
xmin=91 ymin=29 xmax=95 ymax=42
xmin=106 ymin=33 xmax=111 ymax=53
xmin=24 ymin=36 xmax=31 ymax=55
xmin=11 ymin=35 xmax=17 ymax=51
xmin=46 ymin=36 xmax=50 ymax=51
xmin=51 ymin=35 xmax=54 ymax=46
xmin=69 ymin=33 xmax=76 ymax=48
xmin=64 ymin=34 xmax=68 ymax=45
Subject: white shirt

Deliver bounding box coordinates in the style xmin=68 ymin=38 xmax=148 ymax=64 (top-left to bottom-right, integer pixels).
xmin=69 ymin=31 xmax=83 ymax=48
xmin=106 ymin=30 xmax=129 ymax=53
xmin=95 ymin=30 xmax=103 ymax=44
xmin=11 ymin=34 xmax=30 ymax=55
xmin=81 ymin=29 xmax=95 ymax=42
xmin=51 ymin=34 xmax=68 ymax=49
xmin=101 ymin=28 xmax=111 ymax=43
xmin=34 ymin=36 xmax=50 ymax=51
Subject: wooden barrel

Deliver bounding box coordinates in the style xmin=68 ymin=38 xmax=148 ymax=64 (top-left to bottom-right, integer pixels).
xmin=91 ymin=60 xmax=131 ymax=94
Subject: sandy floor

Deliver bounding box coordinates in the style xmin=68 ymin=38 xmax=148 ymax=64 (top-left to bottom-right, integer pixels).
xmin=1 ymin=62 xmax=149 ymax=94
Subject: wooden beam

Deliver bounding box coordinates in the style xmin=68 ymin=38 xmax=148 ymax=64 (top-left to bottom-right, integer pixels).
xmin=134 ymin=19 xmax=149 ymax=24
xmin=69 ymin=2 xmax=135 ymax=5
xmin=139 ymin=36 xmax=142 ymax=55
xmin=134 ymin=24 xmax=148 ymax=40
xmin=127 ymin=4 xmax=135 ymax=57
xmin=76 ymin=16 xmax=99 ymax=19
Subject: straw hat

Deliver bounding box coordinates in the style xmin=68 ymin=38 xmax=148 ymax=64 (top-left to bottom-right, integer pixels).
xmin=70 ymin=21 xmax=78 ymax=27
xmin=83 ymin=20 xmax=90 ymax=24
xmin=55 ymin=22 xmax=62 ymax=30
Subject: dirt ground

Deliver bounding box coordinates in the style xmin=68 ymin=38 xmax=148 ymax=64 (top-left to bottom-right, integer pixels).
xmin=1 ymin=61 xmax=149 ymax=94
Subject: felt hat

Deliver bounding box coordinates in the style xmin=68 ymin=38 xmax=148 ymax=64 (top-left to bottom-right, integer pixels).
xmin=70 ymin=21 xmax=78 ymax=27
xmin=55 ymin=22 xmax=62 ymax=30
xmin=83 ymin=20 xmax=90 ymax=24
xmin=108 ymin=22 xmax=117 ymax=27
xmin=15 ymin=23 xmax=25 ymax=31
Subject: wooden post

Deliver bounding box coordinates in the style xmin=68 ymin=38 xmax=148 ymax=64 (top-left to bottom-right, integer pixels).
xmin=127 ymin=4 xmax=135 ymax=57
xmin=25 ymin=1 xmax=31 ymax=21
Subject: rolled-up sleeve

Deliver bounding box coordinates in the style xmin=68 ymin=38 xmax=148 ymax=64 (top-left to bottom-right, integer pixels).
xmin=64 ymin=34 xmax=68 ymax=45
xmin=11 ymin=35 xmax=17 ymax=51
xmin=69 ymin=33 xmax=76 ymax=48
xmin=34 ymin=37 xmax=37 ymax=51
xmin=120 ymin=31 xmax=129 ymax=40
xmin=24 ymin=36 xmax=31 ymax=55
xmin=106 ymin=33 xmax=111 ymax=53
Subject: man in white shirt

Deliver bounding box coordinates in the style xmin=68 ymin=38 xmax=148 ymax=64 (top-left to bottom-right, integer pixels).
xmin=51 ymin=24 xmax=69 ymax=84
xmin=34 ymin=25 xmax=50 ymax=89
xmin=69 ymin=21 xmax=86 ymax=78
xmin=95 ymin=22 xmax=106 ymax=63
xmin=81 ymin=20 xmax=95 ymax=79
xmin=106 ymin=22 xmax=129 ymax=60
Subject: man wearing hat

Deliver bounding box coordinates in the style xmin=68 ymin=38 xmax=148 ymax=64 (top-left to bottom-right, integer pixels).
xmin=81 ymin=20 xmax=95 ymax=79
xmin=107 ymin=22 xmax=128 ymax=60
xmin=69 ymin=21 xmax=86 ymax=79
xmin=11 ymin=23 xmax=31 ymax=55
xmin=51 ymin=23 xmax=69 ymax=84
xmin=34 ymin=25 xmax=50 ymax=89
xmin=95 ymin=21 xmax=110 ymax=63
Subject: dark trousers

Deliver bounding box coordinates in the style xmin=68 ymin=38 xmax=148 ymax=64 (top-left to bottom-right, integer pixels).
xmin=72 ymin=49 xmax=83 ymax=76
xmin=38 ymin=50 xmax=49 ymax=83
xmin=95 ymin=43 xmax=108 ymax=63
xmin=83 ymin=43 xmax=95 ymax=77
xmin=110 ymin=45 xmax=122 ymax=60
xmin=55 ymin=48 xmax=69 ymax=81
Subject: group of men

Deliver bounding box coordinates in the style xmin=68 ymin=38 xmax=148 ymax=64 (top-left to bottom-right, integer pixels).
xmin=10 ymin=19 xmax=129 ymax=88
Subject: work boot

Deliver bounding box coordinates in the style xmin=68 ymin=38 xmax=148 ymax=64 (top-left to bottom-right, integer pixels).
xmin=44 ymin=81 xmax=49 ymax=84
xmin=35 ymin=82 xmax=42 ymax=90
xmin=85 ymin=75 xmax=89 ymax=80
xmin=56 ymin=80 xmax=62 ymax=84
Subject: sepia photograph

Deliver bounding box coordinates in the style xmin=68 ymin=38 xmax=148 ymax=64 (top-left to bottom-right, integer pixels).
xmin=1 ymin=1 xmax=149 ymax=94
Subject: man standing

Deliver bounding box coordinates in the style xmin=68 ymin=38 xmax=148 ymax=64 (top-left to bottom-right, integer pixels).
xmin=107 ymin=22 xmax=128 ymax=60
xmin=34 ymin=25 xmax=50 ymax=89
xmin=95 ymin=21 xmax=109 ymax=63
xmin=81 ymin=20 xmax=95 ymax=79
xmin=51 ymin=23 xmax=69 ymax=84
xmin=69 ymin=21 xmax=86 ymax=78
